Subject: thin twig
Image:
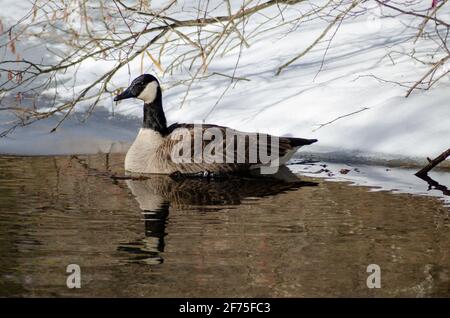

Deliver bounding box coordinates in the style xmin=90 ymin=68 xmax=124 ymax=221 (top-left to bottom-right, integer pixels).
xmin=313 ymin=107 xmax=369 ymax=131
xmin=276 ymin=0 xmax=360 ymax=76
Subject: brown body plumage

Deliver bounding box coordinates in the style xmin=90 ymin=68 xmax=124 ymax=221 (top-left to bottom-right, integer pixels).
xmin=114 ymin=74 xmax=317 ymax=175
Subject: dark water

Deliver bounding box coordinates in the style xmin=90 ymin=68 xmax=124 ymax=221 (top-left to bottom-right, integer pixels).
xmin=0 ymin=154 xmax=449 ymax=297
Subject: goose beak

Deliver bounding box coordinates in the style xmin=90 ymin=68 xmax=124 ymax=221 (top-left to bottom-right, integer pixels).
xmin=114 ymin=87 xmax=134 ymax=101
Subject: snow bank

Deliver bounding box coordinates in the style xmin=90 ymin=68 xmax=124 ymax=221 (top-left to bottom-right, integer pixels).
xmin=0 ymin=1 xmax=449 ymax=163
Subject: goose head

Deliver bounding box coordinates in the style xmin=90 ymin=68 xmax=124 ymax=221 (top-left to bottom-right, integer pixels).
xmin=114 ymin=74 xmax=160 ymax=103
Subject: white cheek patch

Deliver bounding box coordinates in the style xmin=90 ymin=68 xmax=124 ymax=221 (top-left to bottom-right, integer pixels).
xmin=137 ymin=81 xmax=158 ymax=103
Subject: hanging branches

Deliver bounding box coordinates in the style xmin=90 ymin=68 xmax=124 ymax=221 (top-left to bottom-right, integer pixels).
xmin=276 ymin=0 xmax=361 ymax=76
xmin=0 ymin=0 xmax=449 ymax=137
xmin=0 ymin=0 xmax=309 ymax=135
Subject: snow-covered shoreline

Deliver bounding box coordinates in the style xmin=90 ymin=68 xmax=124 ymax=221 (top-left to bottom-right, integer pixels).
xmin=1 ymin=1 xmax=449 ymax=163
xmin=289 ymin=160 xmax=450 ymax=206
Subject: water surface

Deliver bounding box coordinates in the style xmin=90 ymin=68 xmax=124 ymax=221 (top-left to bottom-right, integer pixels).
xmin=0 ymin=154 xmax=449 ymax=297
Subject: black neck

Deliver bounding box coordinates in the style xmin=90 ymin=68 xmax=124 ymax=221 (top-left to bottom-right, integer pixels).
xmin=143 ymin=87 xmax=167 ymax=134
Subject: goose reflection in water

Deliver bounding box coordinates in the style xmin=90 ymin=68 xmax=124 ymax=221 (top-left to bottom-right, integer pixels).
xmin=118 ymin=167 xmax=317 ymax=265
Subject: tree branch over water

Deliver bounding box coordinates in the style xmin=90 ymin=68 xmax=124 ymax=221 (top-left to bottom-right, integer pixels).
xmin=0 ymin=0 xmax=449 ymax=136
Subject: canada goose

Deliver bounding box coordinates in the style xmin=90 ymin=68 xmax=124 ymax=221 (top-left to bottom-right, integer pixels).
xmin=114 ymin=74 xmax=317 ymax=175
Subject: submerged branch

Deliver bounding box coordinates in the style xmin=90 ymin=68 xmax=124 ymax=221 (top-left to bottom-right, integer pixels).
xmin=415 ymin=148 xmax=450 ymax=177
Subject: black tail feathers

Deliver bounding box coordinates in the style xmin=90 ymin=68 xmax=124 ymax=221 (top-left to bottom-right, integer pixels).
xmin=288 ymin=137 xmax=318 ymax=147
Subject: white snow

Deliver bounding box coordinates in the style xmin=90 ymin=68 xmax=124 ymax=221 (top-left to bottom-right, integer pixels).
xmin=0 ymin=0 xmax=449 ymax=165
